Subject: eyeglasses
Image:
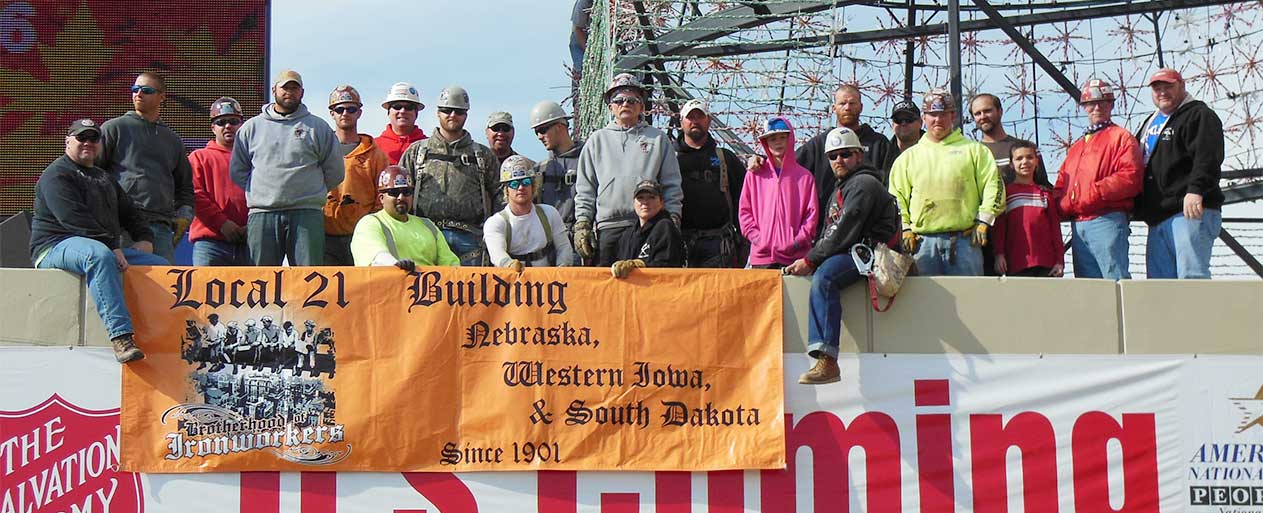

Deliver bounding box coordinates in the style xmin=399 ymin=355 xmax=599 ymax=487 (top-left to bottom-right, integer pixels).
xmin=130 ymin=85 xmax=161 ymax=95
xmin=213 ymin=117 xmax=242 ymax=127
xmin=534 ymin=122 xmax=558 ymax=135
xmin=332 ymin=106 xmax=360 ymax=115
xmin=507 ymin=177 xmax=534 ymax=189
xmin=892 ymin=117 xmax=919 ymax=125
xmin=383 ymin=188 xmax=413 ymax=198
xmin=389 ymin=103 xmax=418 ymax=112
xmin=827 ymin=149 xmax=858 ymax=161
xmin=438 ymin=107 xmax=468 ymax=116
xmin=74 ymin=132 xmax=101 ymax=143
xmin=489 ymin=125 xmax=514 ymax=133
xmin=609 ymin=96 xmax=643 ymax=106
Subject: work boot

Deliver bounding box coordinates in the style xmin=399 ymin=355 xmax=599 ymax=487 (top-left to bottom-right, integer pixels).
xmin=111 ymin=335 xmax=146 ymax=364
xmin=798 ymin=355 xmax=840 ymax=384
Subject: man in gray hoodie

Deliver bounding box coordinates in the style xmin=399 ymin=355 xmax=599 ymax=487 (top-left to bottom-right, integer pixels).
xmin=231 ymin=70 xmax=345 ymax=265
xmin=573 ymin=73 xmax=683 ymax=266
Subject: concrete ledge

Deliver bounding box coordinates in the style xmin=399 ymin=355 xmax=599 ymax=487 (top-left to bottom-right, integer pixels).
xmin=0 ymin=269 xmax=82 ymax=346
xmin=1119 ymin=280 xmax=1263 ymax=354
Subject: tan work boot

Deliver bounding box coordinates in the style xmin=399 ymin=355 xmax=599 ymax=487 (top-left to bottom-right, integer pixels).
xmin=798 ymin=355 xmax=840 ymax=384
xmin=111 ymin=335 xmax=146 ymax=364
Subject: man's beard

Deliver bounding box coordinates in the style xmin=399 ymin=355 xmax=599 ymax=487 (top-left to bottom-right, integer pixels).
xmin=686 ymin=127 xmax=706 ymax=141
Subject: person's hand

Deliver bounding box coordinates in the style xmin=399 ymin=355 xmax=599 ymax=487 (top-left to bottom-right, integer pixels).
xmin=220 ymin=220 xmax=245 ymax=243
xmin=784 ymin=258 xmax=814 ymax=276
xmin=745 ymin=155 xmax=765 ymax=171
xmin=131 ymin=240 xmax=154 ymax=254
xmin=900 ymin=230 xmax=919 ymax=254
xmin=173 ymin=217 xmax=192 ymax=247
xmin=509 ymin=259 xmax=525 ymax=273
xmin=1183 ymin=193 xmax=1204 ymax=220
xmin=1050 ymin=264 xmax=1064 ymax=277
xmin=113 ymin=248 xmax=129 ymax=271
xmin=995 ymin=254 xmax=1008 ymax=275
xmin=395 ymin=259 xmax=416 ymax=272
xmin=573 ymin=220 xmax=595 ymax=259
xmin=610 ymin=259 xmax=646 ymax=278
xmin=966 ymin=220 xmax=989 ymax=247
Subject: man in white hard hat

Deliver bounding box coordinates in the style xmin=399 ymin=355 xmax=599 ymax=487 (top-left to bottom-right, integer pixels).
xmin=324 ymin=84 xmax=389 ymax=265
xmin=375 ymin=81 xmax=427 ymax=165
xmin=785 ymin=127 xmax=900 ymax=385
xmin=674 ymin=99 xmax=746 ymax=267
xmin=530 ymin=100 xmax=585 ymax=263
xmin=398 ymin=86 xmax=498 ymax=266
xmin=486 ymin=112 xmax=517 ymax=161
xmin=574 ymin=73 xmax=683 ymax=266
xmin=484 ymin=155 xmax=573 ymax=270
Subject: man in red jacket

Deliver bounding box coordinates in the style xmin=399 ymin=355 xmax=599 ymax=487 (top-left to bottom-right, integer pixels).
xmin=189 ymin=97 xmax=250 ymax=266
xmin=1053 ymin=79 xmax=1143 ymax=279
xmin=374 ymin=82 xmax=427 ymax=165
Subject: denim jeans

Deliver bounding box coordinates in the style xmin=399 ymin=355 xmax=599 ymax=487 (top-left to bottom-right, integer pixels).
xmin=37 ymin=237 xmax=168 ymax=339
xmin=247 ymin=210 xmax=325 ymax=266
xmin=806 ymin=253 xmax=863 ymax=359
xmin=441 ymin=229 xmax=484 ymax=267
xmin=1146 ymin=209 xmax=1221 ymax=279
xmin=149 ymin=222 xmax=175 ymax=263
xmin=913 ymin=232 xmax=983 ymax=276
xmin=192 ymin=239 xmax=252 ymax=266
xmin=1071 ymin=211 xmax=1131 ymax=280
xmin=569 ymin=32 xmax=585 ymax=77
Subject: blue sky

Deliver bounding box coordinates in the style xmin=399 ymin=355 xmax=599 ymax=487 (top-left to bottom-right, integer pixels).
xmin=269 ymin=0 xmax=576 ymax=163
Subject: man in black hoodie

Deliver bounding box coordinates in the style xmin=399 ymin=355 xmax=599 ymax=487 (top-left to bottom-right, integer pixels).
xmin=674 ymin=99 xmax=746 ymax=267
xmin=1134 ymin=68 xmax=1225 ymax=279
xmin=785 ymin=127 xmax=900 ymax=385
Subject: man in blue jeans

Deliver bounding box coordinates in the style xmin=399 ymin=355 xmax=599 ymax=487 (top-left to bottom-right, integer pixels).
xmin=30 ymin=119 xmax=169 ymax=364
xmin=1134 ymin=68 xmax=1225 ymax=279
xmin=785 ymin=127 xmax=900 ymax=384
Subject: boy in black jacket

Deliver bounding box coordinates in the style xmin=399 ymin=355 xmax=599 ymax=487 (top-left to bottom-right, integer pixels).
xmin=1134 ymin=68 xmax=1225 ymax=279
xmin=785 ymin=128 xmax=901 ymax=384
xmin=611 ymin=180 xmax=685 ymax=278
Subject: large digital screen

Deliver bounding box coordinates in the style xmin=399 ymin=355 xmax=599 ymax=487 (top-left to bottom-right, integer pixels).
xmin=0 ymin=0 xmax=268 ymax=216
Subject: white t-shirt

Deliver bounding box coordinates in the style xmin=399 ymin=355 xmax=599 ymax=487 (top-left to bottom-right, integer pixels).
xmin=483 ymin=204 xmax=574 ymax=268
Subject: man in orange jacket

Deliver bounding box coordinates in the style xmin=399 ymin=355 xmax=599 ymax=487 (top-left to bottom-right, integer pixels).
xmin=1053 ymin=79 xmax=1144 ymax=279
xmin=324 ymin=85 xmax=389 ymax=265
xmin=189 ymin=97 xmax=250 ymax=266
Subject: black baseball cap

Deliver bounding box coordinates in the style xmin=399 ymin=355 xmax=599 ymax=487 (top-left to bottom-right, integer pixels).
xmin=67 ymin=118 xmax=101 ymax=136
xmin=890 ymin=100 xmax=921 ymax=119
xmin=634 ymin=179 xmax=663 ymax=197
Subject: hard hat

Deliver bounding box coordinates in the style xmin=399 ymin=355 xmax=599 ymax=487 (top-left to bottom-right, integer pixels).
xmin=304 ymin=320 xmax=316 ymax=327
xmin=1080 ymin=78 xmax=1116 ymax=104
xmin=377 ymin=165 xmax=413 ymax=191
xmin=228 ymin=321 xmax=239 ymax=329
xmin=499 ymin=155 xmax=537 ymax=183
xmin=328 ymin=85 xmax=362 ymax=108
xmin=261 ymin=315 xmax=273 ymax=323
xmin=436 ymin=85 xmax=471 ymax=110
xmin=245 ymin=319 xmax=257 ymax=327
xmin=381 ymin=82 xmax=424 ymax=110
xmin=209 ymin=97 xmax=242 ymax=120
xmin=529 ymin=101 xmax=571 ymax=129
xmin=824 ymin=127 xmax=863 ymax=153
xmin=758 ymin=117 xmax=792 ymax=139
xmin=922 ymin=88 xmax=956 ymax=114
xmin=604 ymin=73 xmax=647 ymax=103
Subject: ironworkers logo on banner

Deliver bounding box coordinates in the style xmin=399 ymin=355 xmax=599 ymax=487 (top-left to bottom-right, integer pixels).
xmin=0 ymin=395 xmax=143 ymax=513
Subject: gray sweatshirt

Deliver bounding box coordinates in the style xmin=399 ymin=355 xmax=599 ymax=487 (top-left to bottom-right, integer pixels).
xmin=230 ymin=104 xmax=344 ymax=213
xmin=574 ymin=121 xmax=682 ymax=230
xmin=98 ymin=112 xmax=194 ymax=221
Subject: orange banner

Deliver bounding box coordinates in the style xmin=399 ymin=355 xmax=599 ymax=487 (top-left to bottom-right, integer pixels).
xmin=118 ymin=267 xmax=785 ymax=472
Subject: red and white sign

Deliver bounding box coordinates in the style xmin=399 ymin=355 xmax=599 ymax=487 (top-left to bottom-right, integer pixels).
xmin=3 ymin=347 xmax=1260 ymax=512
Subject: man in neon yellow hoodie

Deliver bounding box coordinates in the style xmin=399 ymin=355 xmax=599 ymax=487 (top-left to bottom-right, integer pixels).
xmin=888 ymin=89 xmax=1005 ymax=276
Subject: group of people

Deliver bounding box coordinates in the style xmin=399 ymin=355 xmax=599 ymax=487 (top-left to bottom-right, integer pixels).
xmin=29 ymin=67 xmax=1224 ymax=385
xmin=182 ymin=315 xmax=334 ymax=376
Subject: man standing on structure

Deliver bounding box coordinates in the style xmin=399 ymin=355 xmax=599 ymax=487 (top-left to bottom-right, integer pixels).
xmin=189 ymin=97 xmax=250 ymax=266
xmin=324 ymin=85 xmax=389 ymax=265
xmin=486 ymin=112 xmax=518 ymax=161
xmin=674 ymin=99 xmax=746 ymax=267
xmin=531 ymin=101 xmax=585 ymax=263
xmin=375 ymin=82 xmax=427 ymax=165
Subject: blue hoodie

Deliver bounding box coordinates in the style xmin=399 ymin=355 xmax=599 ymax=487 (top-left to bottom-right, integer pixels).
xmin=230 ymin=103 xmax=344 ymax=213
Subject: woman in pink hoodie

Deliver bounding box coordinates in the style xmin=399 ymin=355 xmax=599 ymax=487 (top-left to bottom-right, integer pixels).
xmin=739 ymin=116 xmax=819 ymax=268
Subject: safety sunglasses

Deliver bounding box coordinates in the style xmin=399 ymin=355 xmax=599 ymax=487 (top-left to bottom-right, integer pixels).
xmin=213 ymin=117 xmax=242 ymax=127
xmin=131 ymin=85 xmax=161 ymax=95
xmin=609 ymin=96 xmax=643 ymax=106
xmin=507 ymin=177 xmax=534 ymax=189
xmin=827 ymin=149 xmax=858 ymax=161
xmin=438 ymin=107 xmax=468 ymax=116
xmin=892 ymin=116 xmax=919 ymax=124
xmin=389 ymin=103 xmax=418 ymax=112
xmin=534 ymin=122 xmax=558 ymax=135
xmin=74 ymin=132 xmax=101 ymax=143
xmin=383 ymin=188 xmax=413 ymax=198
xmin=332 ymin=106 xmax=360 ymax=115
xmin=489 ymin=125 xmax=513 ymax=133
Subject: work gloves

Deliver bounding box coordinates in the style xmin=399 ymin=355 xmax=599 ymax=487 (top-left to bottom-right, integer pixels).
xmin=900 ymin=230 xmax=919 ymax=254
xmin=964 ymin=220 xmax=989 ymax=247
xmin=610 ymin=259 xmax=646 ymax=279
xmin=573 ymin=220 xmax=595 ymax=259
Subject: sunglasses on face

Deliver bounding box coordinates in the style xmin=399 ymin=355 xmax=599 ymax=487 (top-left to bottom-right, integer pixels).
xmin=213 ymin=117 xmax=242 ymax=127
xmin=332 ymin=106 xmax=360 ymax=115
xmin=534 ymin=123 xmax=557 ymax=135
xmin=131 ymin=85 xmax=161 ymax=95
xmin=389 ymin=103 xmax=418 ymax=112
xmin=74 ymin=132 xmax=101 ymax=143
xmin=438 ymin=107 xmax=468 ymax=116
xmin=383 ymin=188 xmax=413 ymax=198
xmin=609 ymin=96 xmax=643 ymax=106
xmin=827 ymin=149 xmax=858 ymax=161
xmin=507 ymin=177 xmax=534 ymax=189
xmin=489 ymin=125 xmax=513 ymax=133
xmin=893 ymin=117 xmax=918 ymax=125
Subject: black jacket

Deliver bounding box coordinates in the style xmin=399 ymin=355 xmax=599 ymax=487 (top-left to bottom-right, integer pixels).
xmin=805 ymin=164 xmax=901 ymax=267
xmin=616 ymin=210 xmax=685 ymax=267
xmin=796 ymin=123 xmax=893 ymax=236
xmin=1133 ymin=99 xmax=1225 ymax=225
xmin=674 ymin=135 xmax=745 ymax=231
xmin=535 ymin=140 xmax=584 ymax=230
xmin=30 ymin=155 xmax=153 ymax=260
